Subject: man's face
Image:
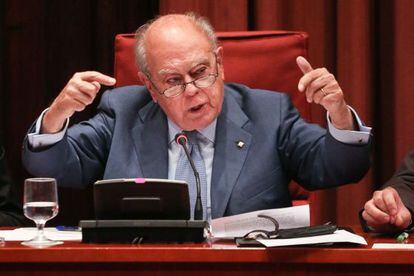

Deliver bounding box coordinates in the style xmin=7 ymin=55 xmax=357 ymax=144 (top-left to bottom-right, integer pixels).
xmin=139 ymin=20 xmax=225 ymax=131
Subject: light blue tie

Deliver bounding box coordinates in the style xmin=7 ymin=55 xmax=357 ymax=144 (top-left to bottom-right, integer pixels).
xmin=175 ymin=131 xmax=208 ymax=220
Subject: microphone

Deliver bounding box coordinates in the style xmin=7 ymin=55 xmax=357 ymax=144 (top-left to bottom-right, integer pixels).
xmin=175 ymin=132 xmax=203 ymax=220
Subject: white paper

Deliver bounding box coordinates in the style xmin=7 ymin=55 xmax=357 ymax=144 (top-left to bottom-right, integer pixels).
xmin=0 ymin=227 xmax=81 ymax=241
xmin=257 ymin=229 xmax=367 ymax=247
xmin=210 ymin=205 xmax=310 ymax=238
xmin=372 ymin=243 xmax=414 ymax=249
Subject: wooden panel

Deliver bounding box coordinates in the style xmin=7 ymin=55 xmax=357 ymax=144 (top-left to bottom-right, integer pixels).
xmin=0 ymin=227 xmax=414 ymax=275
xmin=394 ymin=0 xmax=414 ymax=164
xmin=335 ymin=0 xmax=375 ymax=226
xmin=160 ymin=0 xmax=248 ymax=31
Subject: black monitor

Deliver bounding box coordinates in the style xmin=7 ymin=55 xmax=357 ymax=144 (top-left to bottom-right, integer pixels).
xmin=93 ymin=178 xmax=190 ymax=220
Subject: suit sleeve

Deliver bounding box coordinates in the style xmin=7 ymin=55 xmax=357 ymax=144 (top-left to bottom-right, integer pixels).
xmin=383 ymin=148 xmax=414 ymax=214
xmin=277 ymin=94 xmax=372 ymax=190
xmin=22 ymin=91 xmax=115 ymax=188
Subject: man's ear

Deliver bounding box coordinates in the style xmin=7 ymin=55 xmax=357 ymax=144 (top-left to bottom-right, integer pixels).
xmin=216 ymin=46 xmax=225 ymax=80
xmin=138 ymin=72 xmax=158 ymax=103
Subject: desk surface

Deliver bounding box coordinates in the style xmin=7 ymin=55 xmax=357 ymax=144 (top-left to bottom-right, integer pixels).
xmin=1 ymin=226 xmax=413 ymax=275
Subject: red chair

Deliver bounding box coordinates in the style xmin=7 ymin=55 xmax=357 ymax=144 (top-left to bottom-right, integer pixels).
xmin=114 ymin=31 xmax=317 ymax=222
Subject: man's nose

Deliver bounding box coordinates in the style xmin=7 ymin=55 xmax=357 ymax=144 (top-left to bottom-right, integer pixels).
xmin=183 ymin=81 xmax=199 ymax=96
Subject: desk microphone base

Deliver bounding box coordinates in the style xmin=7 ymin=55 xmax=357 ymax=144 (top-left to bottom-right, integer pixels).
xmin=79 ymin=219 xmax=207 ymax=244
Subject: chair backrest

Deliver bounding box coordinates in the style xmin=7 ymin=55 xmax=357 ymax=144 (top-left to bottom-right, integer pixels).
xmin=114 ymin=31 xmax=311 ymax=206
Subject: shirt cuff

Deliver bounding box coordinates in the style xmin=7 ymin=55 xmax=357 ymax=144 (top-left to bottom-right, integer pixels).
xmin=27 ymin=108 xmax=69 ymax=149
xmin=327 ymin=106 xmax=372 ymax=144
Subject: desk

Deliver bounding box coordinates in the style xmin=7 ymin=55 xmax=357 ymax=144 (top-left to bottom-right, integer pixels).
xmin=0 ymin=227 xmax=413 ymax=275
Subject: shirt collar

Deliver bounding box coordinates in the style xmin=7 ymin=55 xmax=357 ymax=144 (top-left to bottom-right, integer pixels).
xmin=168 ymin=118 xmax=217 ymax=145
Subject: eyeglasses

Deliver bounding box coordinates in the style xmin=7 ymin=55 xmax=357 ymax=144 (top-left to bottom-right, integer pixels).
xmin=242 ymin=215 xmax=279 ymax=240
xmin=147 ymin=54 xmax=219 ymax=98
xmin=242 ymin=218 xmax=337 ymax=240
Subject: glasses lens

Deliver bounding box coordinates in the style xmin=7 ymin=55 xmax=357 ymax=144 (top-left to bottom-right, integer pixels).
xmin=195 ymin=75 xmax=216 ymax=88
xmin=163 ymin=85 xmax=184 ymax=98
xmin=162 ymin=74 xmax=217 ymax=98
xmin=244 ymin=230 xmax=270 ymax=240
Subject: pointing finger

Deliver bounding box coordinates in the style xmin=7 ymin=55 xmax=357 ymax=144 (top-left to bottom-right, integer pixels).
xmin=296 ymin=56 xmax=313 ymax=74
xmin=76 ymin=71 xmax=116 ymax=86
xmin=91 ymin=81 xmax=101 ymax=91
xmin=296 ymin=56 xmax=314 ymax=92
xmin=73 ymin=80 xmax=100 ymax=95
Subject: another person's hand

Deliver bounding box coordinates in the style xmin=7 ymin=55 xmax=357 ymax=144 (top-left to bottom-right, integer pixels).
xmin=296 ymin=56 xmax=354 ymax=130
xmin=42 ymin=71 xmax=116 ymax=134
xmin=362 ymin=187 xmax=412 ymax=232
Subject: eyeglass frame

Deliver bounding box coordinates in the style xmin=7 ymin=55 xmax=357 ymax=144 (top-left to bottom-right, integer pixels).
xmin=145 ymin=52 xmax=220 ymax=98
xmin=242 ymin=215 xmax=280 ymax=240
xmin=242 ymin=218 xmax=337 ymax=240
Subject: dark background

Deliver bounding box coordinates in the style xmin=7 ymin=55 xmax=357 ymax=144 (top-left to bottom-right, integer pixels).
xmin=0 ymin=0 xmax=159 ymax=224
xmin=1 ymin=0 xmax=413 ymax=226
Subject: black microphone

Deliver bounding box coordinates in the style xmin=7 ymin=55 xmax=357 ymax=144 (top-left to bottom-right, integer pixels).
xmin=175 ymin=132 xmax=203 ymax=220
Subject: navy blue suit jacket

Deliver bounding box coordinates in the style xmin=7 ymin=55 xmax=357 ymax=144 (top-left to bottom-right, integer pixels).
xmin=23 ymin=83 xmax=371 ymax=218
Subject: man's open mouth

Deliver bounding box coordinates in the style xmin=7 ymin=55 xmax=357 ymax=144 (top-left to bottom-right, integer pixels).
xmin=189 ymin=103 xmax=205 ymax=112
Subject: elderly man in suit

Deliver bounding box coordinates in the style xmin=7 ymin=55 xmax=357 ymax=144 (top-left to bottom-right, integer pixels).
xmin=23 ymin=13 xmax=371 ymax=220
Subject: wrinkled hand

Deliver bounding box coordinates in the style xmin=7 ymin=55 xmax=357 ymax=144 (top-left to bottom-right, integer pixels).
xmin=362 ymin=187 xmax=412 ymax=232
xmin=296 ymin=56 xmax=354 ymax=130
xmin=42 ymin=71 xmax=116 ymax=133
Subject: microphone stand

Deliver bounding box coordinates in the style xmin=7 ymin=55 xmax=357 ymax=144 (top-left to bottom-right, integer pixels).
xmin=176 ymin=133 xmax=203 ymax=220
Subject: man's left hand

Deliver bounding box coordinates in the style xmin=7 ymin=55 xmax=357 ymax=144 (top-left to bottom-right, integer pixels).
xmin=296 ymin=56 xmax=354 ymax=130
xmin=362 ymin=187 xmax=412 ymax=232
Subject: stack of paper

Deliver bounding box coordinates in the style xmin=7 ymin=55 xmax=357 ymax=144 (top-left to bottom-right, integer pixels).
xmin=210 ymin=205 xmax=367 ymax=247
xmin=211 ymin=205 xmax=310 ymax=239
xmin=258 ymin=229 xmax=367 ymax=247
xmin=0 ymin=227 xmax=81 ymax=241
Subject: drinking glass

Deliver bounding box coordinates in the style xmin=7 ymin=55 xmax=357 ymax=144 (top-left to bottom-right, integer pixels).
xmin=21 ymin=178 xmax=63 ymax=247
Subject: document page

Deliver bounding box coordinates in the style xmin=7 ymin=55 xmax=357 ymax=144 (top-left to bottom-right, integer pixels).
xmin=257 ymin=229 xmax=367 ymax=247
xmin=211 ymin=205 xmax=310 ymax=238
xmin=0 ymin=227 xmax=81 ymax=241
xmin=372 ymin=243 xmax=414 ymax=249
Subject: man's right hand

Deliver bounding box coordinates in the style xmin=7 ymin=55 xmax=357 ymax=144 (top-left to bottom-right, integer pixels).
xmin=42 ymin=71 xmax=116 ymax=134
xmin=362 ymin=187 xmax=412 ymax=232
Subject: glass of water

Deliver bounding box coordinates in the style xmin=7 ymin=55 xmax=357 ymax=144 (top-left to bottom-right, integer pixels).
xmin=22 ymin=178 xmax=63 ymax=247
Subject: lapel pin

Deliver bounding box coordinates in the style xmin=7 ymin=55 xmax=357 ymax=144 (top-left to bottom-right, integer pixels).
xmin=236 ymin=141 xmax=245 ymax=149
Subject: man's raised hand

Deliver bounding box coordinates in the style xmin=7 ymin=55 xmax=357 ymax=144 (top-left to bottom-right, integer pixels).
xmin=42 ymin=71 xmax=116 ymax=133
xmin=296 ymin=56 xmax=354 ymax=130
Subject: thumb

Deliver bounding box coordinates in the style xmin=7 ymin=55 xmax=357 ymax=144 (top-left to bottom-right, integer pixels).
xmin=296 ymin=56 xmax=313 ymax=74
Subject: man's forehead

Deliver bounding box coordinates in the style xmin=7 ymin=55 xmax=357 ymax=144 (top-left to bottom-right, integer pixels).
xmin=146 ymin=16 xmax=210 ymax=49
xmin=157 ymin=55 xmax=212 ymax=75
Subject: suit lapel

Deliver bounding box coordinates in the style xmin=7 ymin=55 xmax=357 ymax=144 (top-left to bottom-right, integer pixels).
xmin=211 ymin=92 xmax=252 ymax=218
xmin=131 ymin=102 xmax=169 ymax=179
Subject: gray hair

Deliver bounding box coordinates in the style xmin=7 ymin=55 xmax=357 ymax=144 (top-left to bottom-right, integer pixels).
xmin=134 ymin=12 xmax=218 ymax=76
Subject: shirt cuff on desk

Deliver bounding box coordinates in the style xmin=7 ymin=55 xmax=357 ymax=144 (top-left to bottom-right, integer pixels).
xmin=327 ymin=106 xmax=372 ymax=145
xmin=27 ymin=108 xmax=69 ymax=149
